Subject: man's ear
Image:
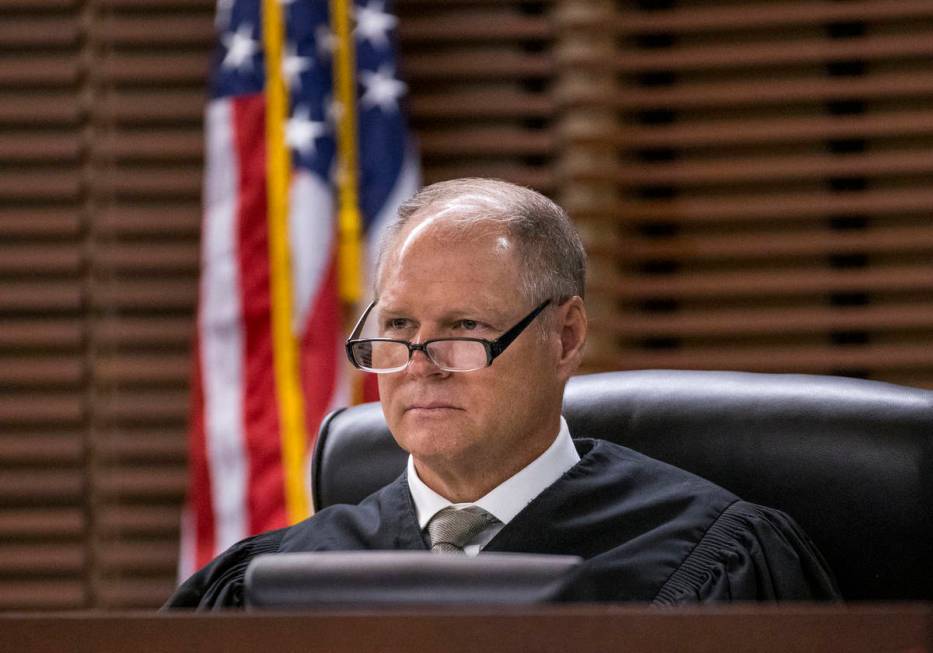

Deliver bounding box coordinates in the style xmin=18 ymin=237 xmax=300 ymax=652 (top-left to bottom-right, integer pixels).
xmin=556 ymin=296 xmax=587 ymax=379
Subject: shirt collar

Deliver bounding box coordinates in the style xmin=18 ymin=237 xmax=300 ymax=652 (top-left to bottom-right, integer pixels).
xmin=407 ymin=416 xmax=580 ymax=529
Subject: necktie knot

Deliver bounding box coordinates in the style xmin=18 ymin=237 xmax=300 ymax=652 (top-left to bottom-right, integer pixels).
xmin=426 ymin=506 xmax=498 ymax=553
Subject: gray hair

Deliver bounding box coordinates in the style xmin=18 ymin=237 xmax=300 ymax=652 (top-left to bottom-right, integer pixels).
xmin=376 ymin=178 xmax=587 ymax=305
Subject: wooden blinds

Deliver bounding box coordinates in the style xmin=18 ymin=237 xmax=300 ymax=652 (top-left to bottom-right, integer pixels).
xmin=89 ymin=0 xmax=210 ymax=608
xmin=0 ymin=0 xmax=89 ymax=609
xmin=0 ymin=0 xmax=212 ymax=609
xmin=560 ymin=0 xmax=933 ymax=388
xmin=398 ymin=0 xmax=558 ymax=193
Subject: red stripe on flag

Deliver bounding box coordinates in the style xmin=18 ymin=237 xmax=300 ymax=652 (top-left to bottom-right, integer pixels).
xmin=362 ymin=369 xmax=380 ymax=403
xmin=299 ymin=248 xmax=340 ymax=452
xmin=232 ymin=96 xmax=288 ymax=534
xmin=187 ymin=337 xmax=217 ymax=569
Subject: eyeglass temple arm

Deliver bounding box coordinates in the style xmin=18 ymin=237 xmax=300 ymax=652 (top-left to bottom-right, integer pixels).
xmin=348 ymin=300 xmax=377 ymax=340
xmin=488 ymin=299 xmax=551 ymax=358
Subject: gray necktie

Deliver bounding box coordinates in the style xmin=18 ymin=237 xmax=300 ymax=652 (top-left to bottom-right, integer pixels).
xmin=426 ymin=506 xmax=499 ymax=553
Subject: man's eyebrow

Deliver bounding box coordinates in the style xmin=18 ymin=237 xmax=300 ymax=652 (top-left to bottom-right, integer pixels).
xmin=374 ymin=306 xmax=409 ymax=320
xmin=441 ymin=308 xmax=507 ymax=328
xmin=376 ymin=306 xmax=502 ymax=325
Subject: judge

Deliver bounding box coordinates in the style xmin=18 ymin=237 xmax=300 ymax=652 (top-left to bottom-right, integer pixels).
xmin=167 ymin=178 xmax=839 ymax=608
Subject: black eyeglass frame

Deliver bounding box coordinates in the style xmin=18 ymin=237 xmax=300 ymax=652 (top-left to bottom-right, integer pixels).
xmin=345 ymin=299 xmax=552 ymax=373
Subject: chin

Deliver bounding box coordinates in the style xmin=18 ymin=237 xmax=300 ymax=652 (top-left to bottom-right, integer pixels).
xmin=397 ymin=428 xmax=454 ymax=457
xmin=396 ymin=424 xmax=474 ymax=463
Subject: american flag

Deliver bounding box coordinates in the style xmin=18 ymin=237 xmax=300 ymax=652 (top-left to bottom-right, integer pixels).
xmin=180 ymin=0 xmax=419 ymax=577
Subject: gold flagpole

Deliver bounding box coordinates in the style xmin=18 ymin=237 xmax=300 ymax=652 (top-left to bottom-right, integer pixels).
xmin=263 ymin=0 xmax=310 ymax=522
xmin=330 ymin=0 xmax=364 ymax=306
xmin=330 ymin=0 xmax=368 ymax=406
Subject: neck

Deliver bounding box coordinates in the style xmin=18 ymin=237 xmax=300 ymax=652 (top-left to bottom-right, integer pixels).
xmin=414 ymin=462 xmax=509 ymax=504
xmin=413 ymin=421 xmax=560 ymax=503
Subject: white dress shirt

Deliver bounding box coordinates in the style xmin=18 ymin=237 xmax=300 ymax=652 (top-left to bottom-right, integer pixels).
xmin=407 ymin=416 xmax=580 ymax=556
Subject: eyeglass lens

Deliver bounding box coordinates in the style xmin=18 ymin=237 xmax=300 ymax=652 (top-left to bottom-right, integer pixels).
xmin=351 ymin=339 xmax=488 ymax=372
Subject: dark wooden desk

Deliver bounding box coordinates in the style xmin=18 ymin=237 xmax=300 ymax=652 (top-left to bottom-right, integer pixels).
xmin=4 ymin=604 xmax=931 ymax=653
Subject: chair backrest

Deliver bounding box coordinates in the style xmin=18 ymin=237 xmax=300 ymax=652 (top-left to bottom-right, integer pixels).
xmin=311 ymin=370 xmax=933 ymax=601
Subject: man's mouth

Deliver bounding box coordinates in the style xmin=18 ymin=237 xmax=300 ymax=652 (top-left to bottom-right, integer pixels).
xmin=405 ymin=402 xmax=462 ymax=412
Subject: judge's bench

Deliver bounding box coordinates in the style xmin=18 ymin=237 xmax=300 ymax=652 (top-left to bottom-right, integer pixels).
xmin=3 ymin=605 xmax=932 ymax=652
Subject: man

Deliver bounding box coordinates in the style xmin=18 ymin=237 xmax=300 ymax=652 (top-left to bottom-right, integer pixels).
xmin=167 ymin=178 xmax=839 ymax=608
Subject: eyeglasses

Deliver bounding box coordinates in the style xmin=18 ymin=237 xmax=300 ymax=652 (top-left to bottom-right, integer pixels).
xmin=345 ymin=299 xmax=552 ymax=373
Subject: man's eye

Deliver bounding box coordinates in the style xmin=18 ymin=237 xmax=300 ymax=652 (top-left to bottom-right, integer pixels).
xmin=385 ymin=318 xmax=411 ymax=330
xmin=457 ymin=319 xmax=478 ymax=330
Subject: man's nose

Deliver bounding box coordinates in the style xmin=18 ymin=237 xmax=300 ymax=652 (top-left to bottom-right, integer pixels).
xmin=406 ymin=346 xmax=446 ymax=378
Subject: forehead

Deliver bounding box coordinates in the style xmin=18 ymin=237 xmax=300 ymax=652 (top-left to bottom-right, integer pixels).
xmin=376 ymin=215 xmax=524 ymax=312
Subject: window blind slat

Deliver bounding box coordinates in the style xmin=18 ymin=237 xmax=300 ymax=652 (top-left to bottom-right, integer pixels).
xmin=411 ymin=91 xmax=555 ymax=118
xmin=0 ymin=397 xmax=84 ymax=424
xmin=399 ymin=13 xmax=552 ymax=41
xmin=614 ymin=344 xmax=933 ymax=373
xmin=611 ymin=265 xmax=933 ymax=298
xmin=0 ymin=546 xmax=85 ymax=574
xmin=0 ymin=582 xmax=86 ymax=610
xmin=623 ymin=110 xmax=933 ymax=148
xmin=613 ymin=0 xmax=933 ymax=34
xmin=0 ymin=95 xmax=81 ymax=124
xmin=0 ymin=246 xmax=83 ymax=272
xmin=616 ymin=188 xmax=933 ymax=221
xmin=0 ymin=211 xmax=81 ymax=237
xmin=0 ymin=57 xmax=80 ymax=85
xmin=0 ymin=509 xmax=84 ymax=538
xmin=0 ymin=18 xmax=80 ymax=46
xmin=611 ymin=72 xmax=933 ymax=109
xmin=610 ymin=304 xmax=933 ymax=338
xmin=0 ymin=359 xmax=84 ymax=386
xmin=98 ymin=206 xmax=200 ymax=236
xmin=405 ymin=50 xmax=553 ymax=80
xmin=0 ymin=321 xmax=83 ymax=348
xmin=613 ymin=33 xmax=933 ymax=72
xmin=0 ymin=283 xmax=83 ymax=311
xmin=98 ymin=506 xmax=182 ymax=535
xmin=606 ymin=224 xmax=933 ymax=261
xmin=615 ymin=150 xmax=933 ymax=186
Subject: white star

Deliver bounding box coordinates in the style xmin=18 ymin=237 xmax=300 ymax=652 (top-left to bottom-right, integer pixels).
xmin=286 ymin=106 xmax=328 ymax=157
xmin=215 ymin=0 xmax=235 ymax=32
xmin=359 ymin=64 xmax=407 ymax=112
xmin=222 ymin=23 xmax=258 ymax=71
xmin=282 ymin=44 xmax=311 ymax=90
xmin=355 ymin=0 xmax=397 ymax=48
xmin=315 ymin=25 xmax=336 ymax=60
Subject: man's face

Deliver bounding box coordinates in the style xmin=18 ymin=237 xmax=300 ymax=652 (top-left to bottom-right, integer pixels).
xmin=374 ymin=218 xmax=567 ymax=494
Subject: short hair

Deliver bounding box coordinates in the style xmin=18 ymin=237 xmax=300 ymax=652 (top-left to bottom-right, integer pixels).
xmin=376 ymin=178 xmax=587 ymax=305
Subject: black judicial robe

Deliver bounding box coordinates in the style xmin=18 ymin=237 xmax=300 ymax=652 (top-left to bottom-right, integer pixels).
xmin=166 ymin=438 xmax=840 ymax=609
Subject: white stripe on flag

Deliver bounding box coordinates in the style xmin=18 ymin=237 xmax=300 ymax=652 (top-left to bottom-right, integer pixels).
xmin=328 ymin=335 xmax=351 ymax=411
xmin=289 ymin=170 xmax=335 ymax=331
xmin=365 ymin=146 xmax=421 ymax=286
xmin=177 ymin=505 xmax=196 ymax=581
xmin=201 ymin=99 xmax=249 ymax=553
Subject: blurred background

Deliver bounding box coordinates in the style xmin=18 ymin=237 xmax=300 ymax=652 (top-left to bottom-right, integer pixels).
xmin=1 ymin=0 xmax=932 ymax=610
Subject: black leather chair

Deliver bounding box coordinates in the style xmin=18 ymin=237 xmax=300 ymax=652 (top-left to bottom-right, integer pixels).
xmin=311 ymin=370 xmax=933 ymax=601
